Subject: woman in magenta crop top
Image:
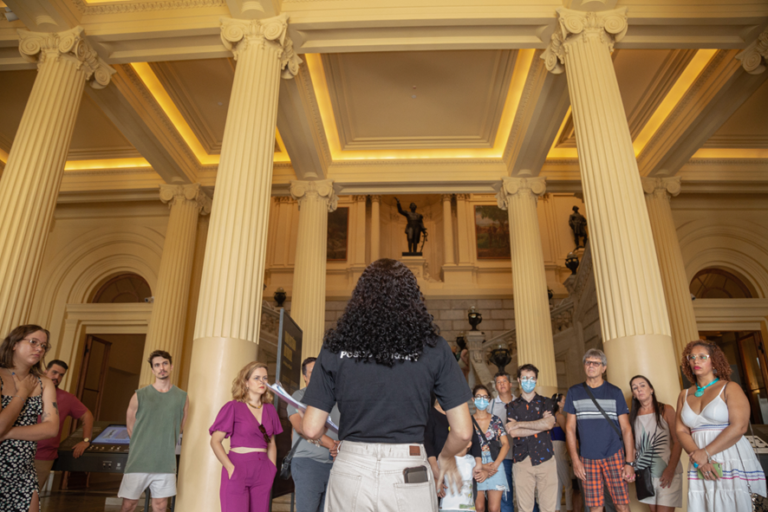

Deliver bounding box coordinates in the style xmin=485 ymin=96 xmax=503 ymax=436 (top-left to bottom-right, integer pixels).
xmin=210 ymin=362 xmax=283 ymax=512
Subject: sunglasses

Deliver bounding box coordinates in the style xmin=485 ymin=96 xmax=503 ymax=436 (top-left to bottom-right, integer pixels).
xmin=258 ymin=424 xmax=270 ymax=444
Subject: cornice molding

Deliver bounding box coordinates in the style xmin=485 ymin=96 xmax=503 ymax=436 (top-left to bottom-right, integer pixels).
xmin=494 ymin=176 xmax=547 ymax=210
xmin=220 ymin=15 xmax=302 ymax=79
xmin=159 ymin=183 xmax=212 ymax=215
xmin=289 ymin=179 xmax=338 ymax=212
xmin=736 ymin=28 xmax=768 ymax=75
xmin=542 ymin=7 xmax=628 ymax=75
xmin=331 ymin=158 xmax=502 ymax=166
xmin=72 ymin=0 xmax=226 ymax=15
xmin=18 ymin=26 xmax=115 ymax=89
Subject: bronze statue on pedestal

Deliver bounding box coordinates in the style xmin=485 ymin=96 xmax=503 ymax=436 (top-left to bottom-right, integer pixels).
xmin=395 ymin=197 xmax=427 ymax=255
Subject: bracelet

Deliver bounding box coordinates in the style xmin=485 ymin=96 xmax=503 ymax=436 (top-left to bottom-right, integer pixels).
xmin=705 ymin=448 xmax=713 ymax=463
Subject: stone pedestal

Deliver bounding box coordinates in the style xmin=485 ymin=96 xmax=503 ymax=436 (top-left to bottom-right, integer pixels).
xmin=401 ymin=255 xmax=429 ymax=285
xmin=175 ymin=15 xmax=301 ymax=512
xmin=543 ymin=7 xmax=680 ymax=407
xmin=139 ymin=184 xmax=210 ymax=388
xmin=0 ymin=27 xmax=113 ymax=335
xmin=496 ymin=177 xmax=558 ymax=397
xmin=290 ymin=180 xmax=337 ymax=360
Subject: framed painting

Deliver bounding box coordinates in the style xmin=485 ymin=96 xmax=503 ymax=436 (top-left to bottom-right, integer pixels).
xmin=475 ymin=205 xmax=510 ymax=259
xmin=327 ymin=207 xmax=349 ymax=261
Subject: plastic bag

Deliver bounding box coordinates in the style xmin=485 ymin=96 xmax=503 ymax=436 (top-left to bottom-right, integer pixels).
xmin=440 ymin=455 xmax=476 ymax=511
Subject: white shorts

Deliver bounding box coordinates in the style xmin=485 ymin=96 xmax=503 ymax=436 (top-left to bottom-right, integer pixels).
xmin=118 ymin=473 xmax=177 ymax=500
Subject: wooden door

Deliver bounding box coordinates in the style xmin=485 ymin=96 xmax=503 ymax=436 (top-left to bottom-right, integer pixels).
xmin=76 ymin=335 xmax=112 ymax=421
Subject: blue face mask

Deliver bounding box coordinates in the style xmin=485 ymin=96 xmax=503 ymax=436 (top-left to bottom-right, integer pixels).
xmin=474 ymin=398 xmax=490 ymax=410
xmin=521 ymin=380 xmax=536 ymax=394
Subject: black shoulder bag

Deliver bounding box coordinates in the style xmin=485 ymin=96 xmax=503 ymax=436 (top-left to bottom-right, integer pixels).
xmin=582 ymin=383 xmax=649 ymax=497
xmin=471 ymin=416 xmax=502 ymax=460
xmin=279 ymin=436 xmax=302 ymax=480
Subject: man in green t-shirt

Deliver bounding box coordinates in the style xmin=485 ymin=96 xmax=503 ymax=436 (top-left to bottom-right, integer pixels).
xmin=118 ymin=350 xmax=189 ymax=512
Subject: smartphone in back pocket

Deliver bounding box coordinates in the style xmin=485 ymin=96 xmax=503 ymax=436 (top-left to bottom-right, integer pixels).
xmin=403 ymin=465 xmax=429 ymax=484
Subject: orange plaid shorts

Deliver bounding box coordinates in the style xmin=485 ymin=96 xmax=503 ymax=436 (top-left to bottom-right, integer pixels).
xmin=581 ymin=449 xmax=629 ymax=508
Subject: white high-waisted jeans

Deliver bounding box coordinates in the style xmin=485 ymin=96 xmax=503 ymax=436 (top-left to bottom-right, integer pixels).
xmin=324 ymin=441 xmax=438 ymax=512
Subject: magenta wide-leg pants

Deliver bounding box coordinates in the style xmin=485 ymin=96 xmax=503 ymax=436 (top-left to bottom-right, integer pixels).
xmin=220 ymin=451 xmax=277 ymax=512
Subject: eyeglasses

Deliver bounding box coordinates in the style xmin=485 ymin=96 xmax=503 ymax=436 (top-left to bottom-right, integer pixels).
xmin=22 ymin=338 xmax=50 ymax=352
xmin=520 ymin=377 xmax=537 ymax=383
xmin=258 ymin=424 xmax=270 ymax=444
xmin=252 ymin=376 xmax=269 ymax=383
xmin=584 ymin=360 xmax=603 ymax=367
xmin=474 ymin=395 xmax=490 ymax=400
xmin=687 ymin=354 xmax=711 ymax=362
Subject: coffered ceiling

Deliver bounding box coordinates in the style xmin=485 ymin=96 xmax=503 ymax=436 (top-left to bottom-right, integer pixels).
xmin=0 ymin=0 xmax=766 ymax=198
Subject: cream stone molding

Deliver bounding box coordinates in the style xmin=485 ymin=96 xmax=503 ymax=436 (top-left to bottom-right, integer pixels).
xmin=18 ymin=27 xmax=114 ymax=89
xmin=736 ymin=28 xmax=768 ymax=75
xmin=72 ymin=0 xmax=226 ymax=15
xmin=542 ymin=7 xmax=629 ymax=75
xmin=289 ymin=180 xmax=339 ymax=212
xmin=494 ymin=177 xmax=547 ymax=210
xmin=220 ymin=15 xmax=302 ymax=79
xmin=159 ymin=183 xmax=212 ymax=215
xmin=641 ymin=177 xmax=682 ymax=200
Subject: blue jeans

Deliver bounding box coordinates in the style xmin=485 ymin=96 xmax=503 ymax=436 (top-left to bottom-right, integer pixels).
xmin=501 ymin=459 xmax=514 ymax=512
xmin=291 ymin=457 xmax=332 ymax=512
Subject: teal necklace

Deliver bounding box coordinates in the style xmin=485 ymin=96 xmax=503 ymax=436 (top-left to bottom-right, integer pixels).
xmin=695 ymin=378 xmax=720 ymax=397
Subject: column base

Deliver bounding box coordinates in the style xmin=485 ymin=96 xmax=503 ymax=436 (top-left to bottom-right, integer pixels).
xmin=602 ymin=333 xmax=681 ymax=407
xmin=176 ymin=336 xmax=259 ymax=512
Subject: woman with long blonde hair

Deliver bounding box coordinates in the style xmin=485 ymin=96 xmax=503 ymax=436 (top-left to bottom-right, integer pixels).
xmin=210 ymin=361 xmax=283 ymax=512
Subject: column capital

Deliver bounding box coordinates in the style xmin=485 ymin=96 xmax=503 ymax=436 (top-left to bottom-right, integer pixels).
xmin=494 ymin=177 xmax=546 ymax=210
xmin=159 ymin=183 xmax=212 ymax=215
xmin=455 ymin=193 xmax=470 ymax=201
xmin=641 ymin=177 xmax=682 ymax=200
xmin=18 ymin=26 xmax=115 ymax=89
xmin=542 ymin=7 xmax=628 ymax=74
xmin=370 ymin=195 xmax=381 ymax=204
xmin=352 ymin=195 xmax=367 ymax=203
xmin=289 ymin=179 xmax=339 ymax=212
xmin=220 ymin=14 xmax=302 ymax=78
xmin=441 ymin=194 xmax=453 ymax=203
xmin=736 ymin=28 xmax=768 ymax=75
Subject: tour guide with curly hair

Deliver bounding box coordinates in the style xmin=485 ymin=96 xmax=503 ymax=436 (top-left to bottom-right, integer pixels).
xmin=302 ymin=258 xmax=474 ymax=512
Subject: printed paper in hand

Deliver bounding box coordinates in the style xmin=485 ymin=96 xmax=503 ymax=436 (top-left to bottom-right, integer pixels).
xmin=268 ymin=382 xmax=339 ymax=433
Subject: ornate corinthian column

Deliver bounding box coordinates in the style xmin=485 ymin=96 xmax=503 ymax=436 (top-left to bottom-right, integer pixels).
xmin=0 ymin=27 xmax=113 ymax=335
xmin=543 ymin=7 xmax=680 ymax=405
xmin=290 ymin=180 xmax=338 ymax=360
xmin=496 ymin=177 xmax=557 ymax=396
xmin=642 ymin=177 xmax=699 ymax=360
xmin=139 ymin=184 xmax=211 ymax=388
xmin=176 ymin=14 xmax=301 ymax=512
xmin=736 ymin=28 xmax=768 ymax=75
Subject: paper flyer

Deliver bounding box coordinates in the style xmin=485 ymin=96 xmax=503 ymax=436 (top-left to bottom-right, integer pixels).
xmin=268 ymin=382 xmax=339 ymax=434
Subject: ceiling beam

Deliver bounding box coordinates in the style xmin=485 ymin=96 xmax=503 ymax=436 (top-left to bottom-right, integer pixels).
xmin=276 ymin=65 xmax=330 ymax=181
xmin=2 ymin=0 xmax=79 ymax=33
xmin=225 ymin=0 xmax=279 ymax=20
xmin=503 ymin=53 xmax=570 ymax=177
xmin=638 ymin=50 xmax=768 ymax=177
xmin=86 ymin=64 xmax=202 ymax=184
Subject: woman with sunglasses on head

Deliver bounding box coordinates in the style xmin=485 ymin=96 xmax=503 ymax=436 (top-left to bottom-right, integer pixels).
xmin=676 ymin=340 xmax=766 ymax=511
xmin=629 ymin=375 xmax=682 ymax=512
xmin=0 ymin=325 xmax=59 ymax=512
xmin=471 ymin=384 xmax=510 ymax=512
xmin=210 ymin=362 xmax=282 ymax=512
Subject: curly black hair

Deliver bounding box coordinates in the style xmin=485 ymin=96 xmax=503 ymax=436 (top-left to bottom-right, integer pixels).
xmin=323 ymin=258 xmax=439 ymax=366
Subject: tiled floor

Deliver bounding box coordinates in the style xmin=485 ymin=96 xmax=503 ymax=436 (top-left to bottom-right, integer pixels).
xmin=39 ymin=491 xmax=293 ymax=511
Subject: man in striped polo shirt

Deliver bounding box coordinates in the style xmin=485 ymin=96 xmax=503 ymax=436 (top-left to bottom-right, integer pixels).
xmin=564 ymin=349 xmax=636 ymax=512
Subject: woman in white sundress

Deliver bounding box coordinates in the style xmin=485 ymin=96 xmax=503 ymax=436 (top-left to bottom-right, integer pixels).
xmin=676 ymin=340 xmax=767 ymax=512
xmin=629 ymin=375 xmax=683 ymax=511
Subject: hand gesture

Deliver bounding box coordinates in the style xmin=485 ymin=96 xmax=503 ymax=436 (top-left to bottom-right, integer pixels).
xmin=699 ymin=462 xmax=720 ymax=481
xmin=660 ymin=465 xmax=675 ymax=488
xmin=623 ymin=464 xmax=635 ymax=482
xmin=14 ymin=373 xmax=37 ymax=398
xmin=72 ymin=441 xmax=90 ymax=459
xmin=573 ymin=459 xmax=587 ymax=482
xmin=227 ymin=465 xmax=236 ymax=479
xmin=437 ymin=453 xmax=462 ymax=496
xmin=330 ymin=440 xmax=340 ymax=460
xmin=473 ymin=466 xmax=488 ymax=483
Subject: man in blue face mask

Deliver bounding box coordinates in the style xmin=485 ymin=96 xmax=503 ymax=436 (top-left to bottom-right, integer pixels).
xmin=505 ymin=364 xmax=559 ymax=512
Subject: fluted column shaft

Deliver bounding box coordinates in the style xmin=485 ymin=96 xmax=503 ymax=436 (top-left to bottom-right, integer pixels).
xmin=370 ymin=195 xmax=381 ymax=261
xmin=139 ymin=184 xmax=210 ymax=388
xmin=543 ymin=7 xmax=679 ymax=405
xmin=176 ymin=15 xmax=301 ymax=512
xmin=0 ymin=27 xmax=112 ymax=335
xmin=455 ymin=194 xmax=472 ymax=265
xmin=290 ymin=180 xmax=337 ymax=360
xmin=497 ymin=178 xmax=557 ymax=395
xmin=643 ymin=177 xmax=699 ymax=360
xmin=442 ymin=194 xmax=456 ymax=265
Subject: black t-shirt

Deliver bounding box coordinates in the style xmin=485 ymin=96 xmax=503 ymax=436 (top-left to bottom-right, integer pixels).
xmin=302 ymin=337 xmax=472 ymax=443
xmin=424 ymin=407 xmax=481 ymax=459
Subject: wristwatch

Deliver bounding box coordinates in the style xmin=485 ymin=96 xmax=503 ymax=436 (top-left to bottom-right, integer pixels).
xmin=625 ymin=461 xmax=635 ymax=468
xmin=83 ymin=438 xmax=91 ymax=443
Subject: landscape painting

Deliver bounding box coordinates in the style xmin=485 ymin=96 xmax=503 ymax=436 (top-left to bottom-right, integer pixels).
xmin=475 ymin=205 xmax=511 ymax=259
xmin=327 ymin=207 xmax=349 ymax=261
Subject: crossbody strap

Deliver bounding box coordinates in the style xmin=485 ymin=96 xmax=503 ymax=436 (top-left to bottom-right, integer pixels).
xmin=471 ymin=416 xmax=490 ymax=450
xmin=582 ymin=383 xmax=622 ymax=439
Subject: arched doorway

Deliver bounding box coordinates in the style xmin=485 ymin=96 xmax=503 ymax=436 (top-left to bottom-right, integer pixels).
xmin=692 ymin=268 xmax=768 ymax=424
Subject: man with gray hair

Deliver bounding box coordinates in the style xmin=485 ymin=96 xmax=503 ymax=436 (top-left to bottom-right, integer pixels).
xmin=563 ymin=349 xmax=635 ymax=512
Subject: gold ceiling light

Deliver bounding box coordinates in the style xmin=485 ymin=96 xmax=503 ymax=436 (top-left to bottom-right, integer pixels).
xmin=306 ymin=49 xmax=536 ymax=161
